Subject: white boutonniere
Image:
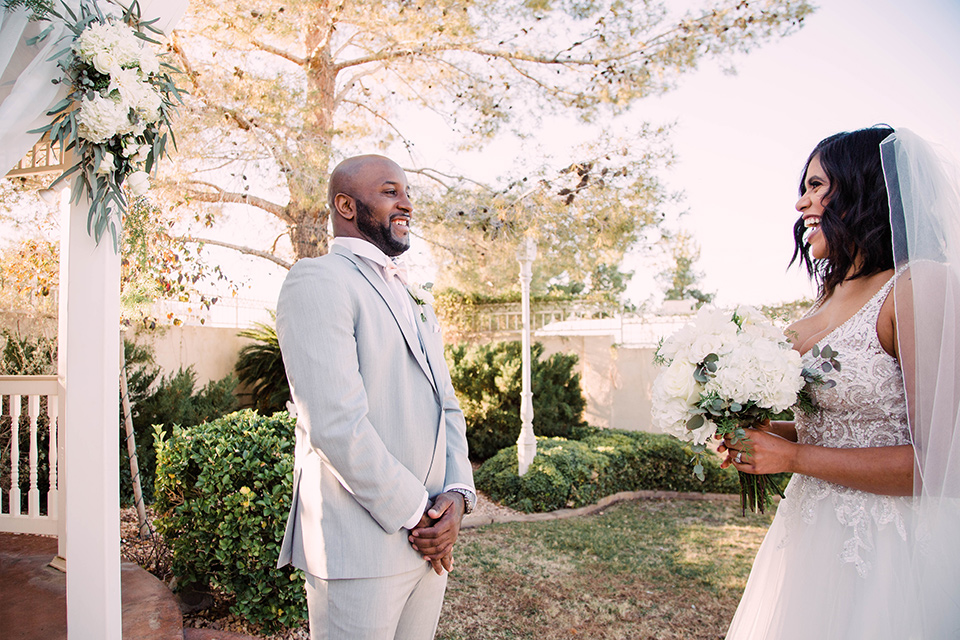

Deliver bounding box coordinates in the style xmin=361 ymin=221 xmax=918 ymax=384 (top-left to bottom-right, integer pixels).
xmin=408 ymin=282 xmax=435 ymax=322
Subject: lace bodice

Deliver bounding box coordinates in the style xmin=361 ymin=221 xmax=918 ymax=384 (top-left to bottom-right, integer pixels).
xmin=778 ymin=271 xmax=914 ymax=576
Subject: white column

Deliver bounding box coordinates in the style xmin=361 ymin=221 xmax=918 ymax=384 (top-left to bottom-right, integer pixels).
xmin=61 ymin=192 xmax=122 ymax=639
xmin=516 ymin=235 xmax=537 ymax=476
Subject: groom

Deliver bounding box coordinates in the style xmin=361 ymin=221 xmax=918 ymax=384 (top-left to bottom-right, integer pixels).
xmin=275 ymin=154 xmax=475 ymax=640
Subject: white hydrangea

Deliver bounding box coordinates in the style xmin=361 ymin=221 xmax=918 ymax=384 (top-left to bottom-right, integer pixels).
xmin=704 ymin=328 xmax=804 ymax=413
xmin=657 ymin=306 xmax=739 ymax=364
xmin=77 ymin=94 xmax=131 ymax=143
xmin=138 ymin=48 xmax=160 ymax=76
xmin=75 ymin=20 xmax=145 ymax=73
xmin=653 ymin=305 xmax=806 ymax=445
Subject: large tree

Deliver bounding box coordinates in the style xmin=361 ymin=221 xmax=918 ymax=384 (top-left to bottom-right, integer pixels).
xmin=658 ymin=229 xmax=714 ymax=304
xmin=162 ymin=0 xmax=812 ymax=291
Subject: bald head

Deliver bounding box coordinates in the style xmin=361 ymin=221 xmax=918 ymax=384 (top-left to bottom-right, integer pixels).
xmin=329 ymin=155 xmax=413 ymax=256
xmin=328 ymin=155 xmax=402 ymax=212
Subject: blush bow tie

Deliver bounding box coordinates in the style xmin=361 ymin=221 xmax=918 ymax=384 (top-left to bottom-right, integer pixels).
xmin=383 ymin=260 xmax=409 ymax=286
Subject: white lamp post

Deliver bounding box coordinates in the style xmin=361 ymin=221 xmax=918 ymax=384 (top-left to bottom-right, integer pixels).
xmin=516 ymin=234 xmax=537 ymax=475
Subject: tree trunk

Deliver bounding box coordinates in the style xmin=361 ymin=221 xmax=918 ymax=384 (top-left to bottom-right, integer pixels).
xmin=281 ymin=14 xmax=339 ymax=261
xmin=288 ymin=207 xmax=329 ymax=259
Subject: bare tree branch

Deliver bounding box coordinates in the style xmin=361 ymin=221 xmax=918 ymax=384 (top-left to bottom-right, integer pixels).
xmin=172 ymin=32 xmax=294 ymax=174
xmin=405 ymin=167 xmax=494 ymax=192
xmin=179 ymin=236 xmax=293 ymax=270
xmin=252 ymin=39 xmax=307 ymax=66
xmin=184 ymin=180 xmax=292 ymax=223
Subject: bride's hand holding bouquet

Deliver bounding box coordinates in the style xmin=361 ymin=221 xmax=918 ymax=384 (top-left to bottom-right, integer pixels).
xmin=651 ymin=305 xmax=838 ymax=513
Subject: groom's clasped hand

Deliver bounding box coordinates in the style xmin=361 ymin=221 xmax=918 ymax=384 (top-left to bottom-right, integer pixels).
xmin=408 ymin=492 xmax=467 ymax=575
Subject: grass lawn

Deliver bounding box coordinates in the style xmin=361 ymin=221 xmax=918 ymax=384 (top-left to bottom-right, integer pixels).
xmin=436 ymin=498 xmax=774 ymax=640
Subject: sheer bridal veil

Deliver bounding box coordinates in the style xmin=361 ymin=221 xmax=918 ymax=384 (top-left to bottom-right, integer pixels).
xmin=882 ymin=129 xmax=960 ymax=638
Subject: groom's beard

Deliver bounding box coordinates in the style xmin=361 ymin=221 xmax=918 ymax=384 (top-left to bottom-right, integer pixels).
xmin=356 ymin=198 xmax=409 ymax=257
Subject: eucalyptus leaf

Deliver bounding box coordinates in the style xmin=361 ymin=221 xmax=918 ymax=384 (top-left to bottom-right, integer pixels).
xmin=25 ymin=25 xmax=54 ymax=46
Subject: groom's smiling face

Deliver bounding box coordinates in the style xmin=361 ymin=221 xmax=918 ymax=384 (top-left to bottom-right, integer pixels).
xmin=351 ymin=160 xmax=413 ymax=257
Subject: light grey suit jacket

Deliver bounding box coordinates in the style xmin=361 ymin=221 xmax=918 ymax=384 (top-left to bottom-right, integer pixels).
xmin=275 ymin=244 xmax=474 ymax=580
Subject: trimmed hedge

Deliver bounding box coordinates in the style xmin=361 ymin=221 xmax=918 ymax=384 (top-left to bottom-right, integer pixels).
xmin=153 ymin=410 xmax=304 ymax=631
xmin=475 ymin=429 xmax=740 ymax=513
xmin=447 ymin=341 xmax=586 ymax=461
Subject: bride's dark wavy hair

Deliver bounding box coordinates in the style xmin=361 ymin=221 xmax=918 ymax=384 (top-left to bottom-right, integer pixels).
xmin=790 ymin=125 xmax=895 ymax=300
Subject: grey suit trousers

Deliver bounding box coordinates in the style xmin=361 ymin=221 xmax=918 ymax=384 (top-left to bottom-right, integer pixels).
xmin=305 ymin=564 xmax=447 ymax=640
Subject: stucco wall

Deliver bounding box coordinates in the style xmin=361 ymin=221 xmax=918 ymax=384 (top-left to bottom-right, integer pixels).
xmin=129 ymin=325 xmax=254 ymax=386
xmin=538 ymin=335 xmax=658 ymax=433
xmin=1 ymin=311 xmax=660 ymax=431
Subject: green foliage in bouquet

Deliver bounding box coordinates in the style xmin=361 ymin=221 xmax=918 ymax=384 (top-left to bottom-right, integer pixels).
xmin=30 ymin=0 xmax=184 ymax=246
xmin=446 ymin=341 xmax=586 ymax=461
xmin=475 ymin=429 xmax=740 ymax=513
xmin=153 ymin=410 xmax=305 ymax=632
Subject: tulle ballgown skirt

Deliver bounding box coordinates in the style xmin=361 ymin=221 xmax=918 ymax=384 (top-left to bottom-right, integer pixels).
xmin=725 ymin=487 xmax=914 ymax=640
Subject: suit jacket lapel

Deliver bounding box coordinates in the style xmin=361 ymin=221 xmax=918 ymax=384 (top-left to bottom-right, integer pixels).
xmin=332 ymin=245 xmax=438 ymax=396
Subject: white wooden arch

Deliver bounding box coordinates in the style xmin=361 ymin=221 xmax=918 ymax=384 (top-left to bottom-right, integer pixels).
xmin=1 ymin=2 xmax=186 ymax=637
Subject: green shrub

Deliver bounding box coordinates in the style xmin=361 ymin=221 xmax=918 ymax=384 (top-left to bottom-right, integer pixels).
xmin=122 ymin=341 xmax=239 ymax=504
xmin=475 ymin=429 xmax=740 ymax=512
xmin=153 ymin=410 xmax=304 ymax=631
xmin=0 ymin=330 xmax=56 ymax=513
xmin=446 ymin=341 xmax=586 ymax=460
xmin=0 ymin=329 xmax=56 ymax=375
xmin=235 ymin=314 xmax=289 ymax=415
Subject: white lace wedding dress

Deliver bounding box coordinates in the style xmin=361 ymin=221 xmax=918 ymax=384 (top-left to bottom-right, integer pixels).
xmin=726 ymin=274 xmax=915 ymax=639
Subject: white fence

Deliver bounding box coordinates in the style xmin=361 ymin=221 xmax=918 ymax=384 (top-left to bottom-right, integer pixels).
xmin=0 ymin=375 xmax=61 ymax=536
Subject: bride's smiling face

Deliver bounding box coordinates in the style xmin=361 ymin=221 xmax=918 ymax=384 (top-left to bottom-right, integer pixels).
xmin=797 ymin=155 xmax=830 ymax=259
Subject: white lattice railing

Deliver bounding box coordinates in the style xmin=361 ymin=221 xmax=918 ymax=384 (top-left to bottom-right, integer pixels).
xmin=0 ymin=375 xmax=61 ymax=536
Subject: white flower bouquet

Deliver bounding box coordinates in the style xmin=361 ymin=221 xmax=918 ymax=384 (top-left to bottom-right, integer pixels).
xmin=652 ymin=305 xmax=837 ymax=513
xmin=30 ymin=0 xmax=183 ymax=246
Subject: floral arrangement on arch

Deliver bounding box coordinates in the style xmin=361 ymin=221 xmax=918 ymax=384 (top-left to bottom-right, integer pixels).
xmin=651 ymin=305 xmax=838 ymax=513
xmin=30 ymin=0 xmax=182 ymax=247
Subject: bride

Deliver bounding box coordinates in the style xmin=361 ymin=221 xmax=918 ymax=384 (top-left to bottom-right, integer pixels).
xmin=721 ymin=126 xmax=960 ymax=639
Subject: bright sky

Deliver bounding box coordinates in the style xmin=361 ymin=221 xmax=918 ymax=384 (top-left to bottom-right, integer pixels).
xmin=619 ymin=0 xmax=960 ymax=307
xmin=10 ymin=0 xmax=958 ymax=318
xmin=371 ymin=0 xmax=960 ymax=310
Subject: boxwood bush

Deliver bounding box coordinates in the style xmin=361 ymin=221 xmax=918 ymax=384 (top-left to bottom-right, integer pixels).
xmin=447 ymin=341 xmax=586 ymax=461
xmin=475 ymin=429 xmax=740 ymax=513
xmin=153 ymin=410 xmax=304 ymax=631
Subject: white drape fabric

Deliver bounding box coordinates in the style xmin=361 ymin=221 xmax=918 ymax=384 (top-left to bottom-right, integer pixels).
xmin=882 ymin=129 xmax=960 ymax=638
xmin=0 ymin=5 xmax=72 ymax=174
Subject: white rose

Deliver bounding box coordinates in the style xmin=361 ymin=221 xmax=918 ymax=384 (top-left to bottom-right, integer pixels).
xmin=126 ymin=171 xmax=150 ymax=197
xmin=92 ymin=50 xmax=120 ymax=75
xmin=96 ymin=152 xmax=115 ymax=175
xmin=410 ymin=282 xmax=435 ymax=305
xmin=656 ymin=359 xmax=702 ymax=406
xmin=132 ymin=144 xmax=151 ymax=164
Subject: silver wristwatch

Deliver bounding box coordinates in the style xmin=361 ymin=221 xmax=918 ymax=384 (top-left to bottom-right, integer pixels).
xmin=447 ymin=488 xmax=476 ymax=515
